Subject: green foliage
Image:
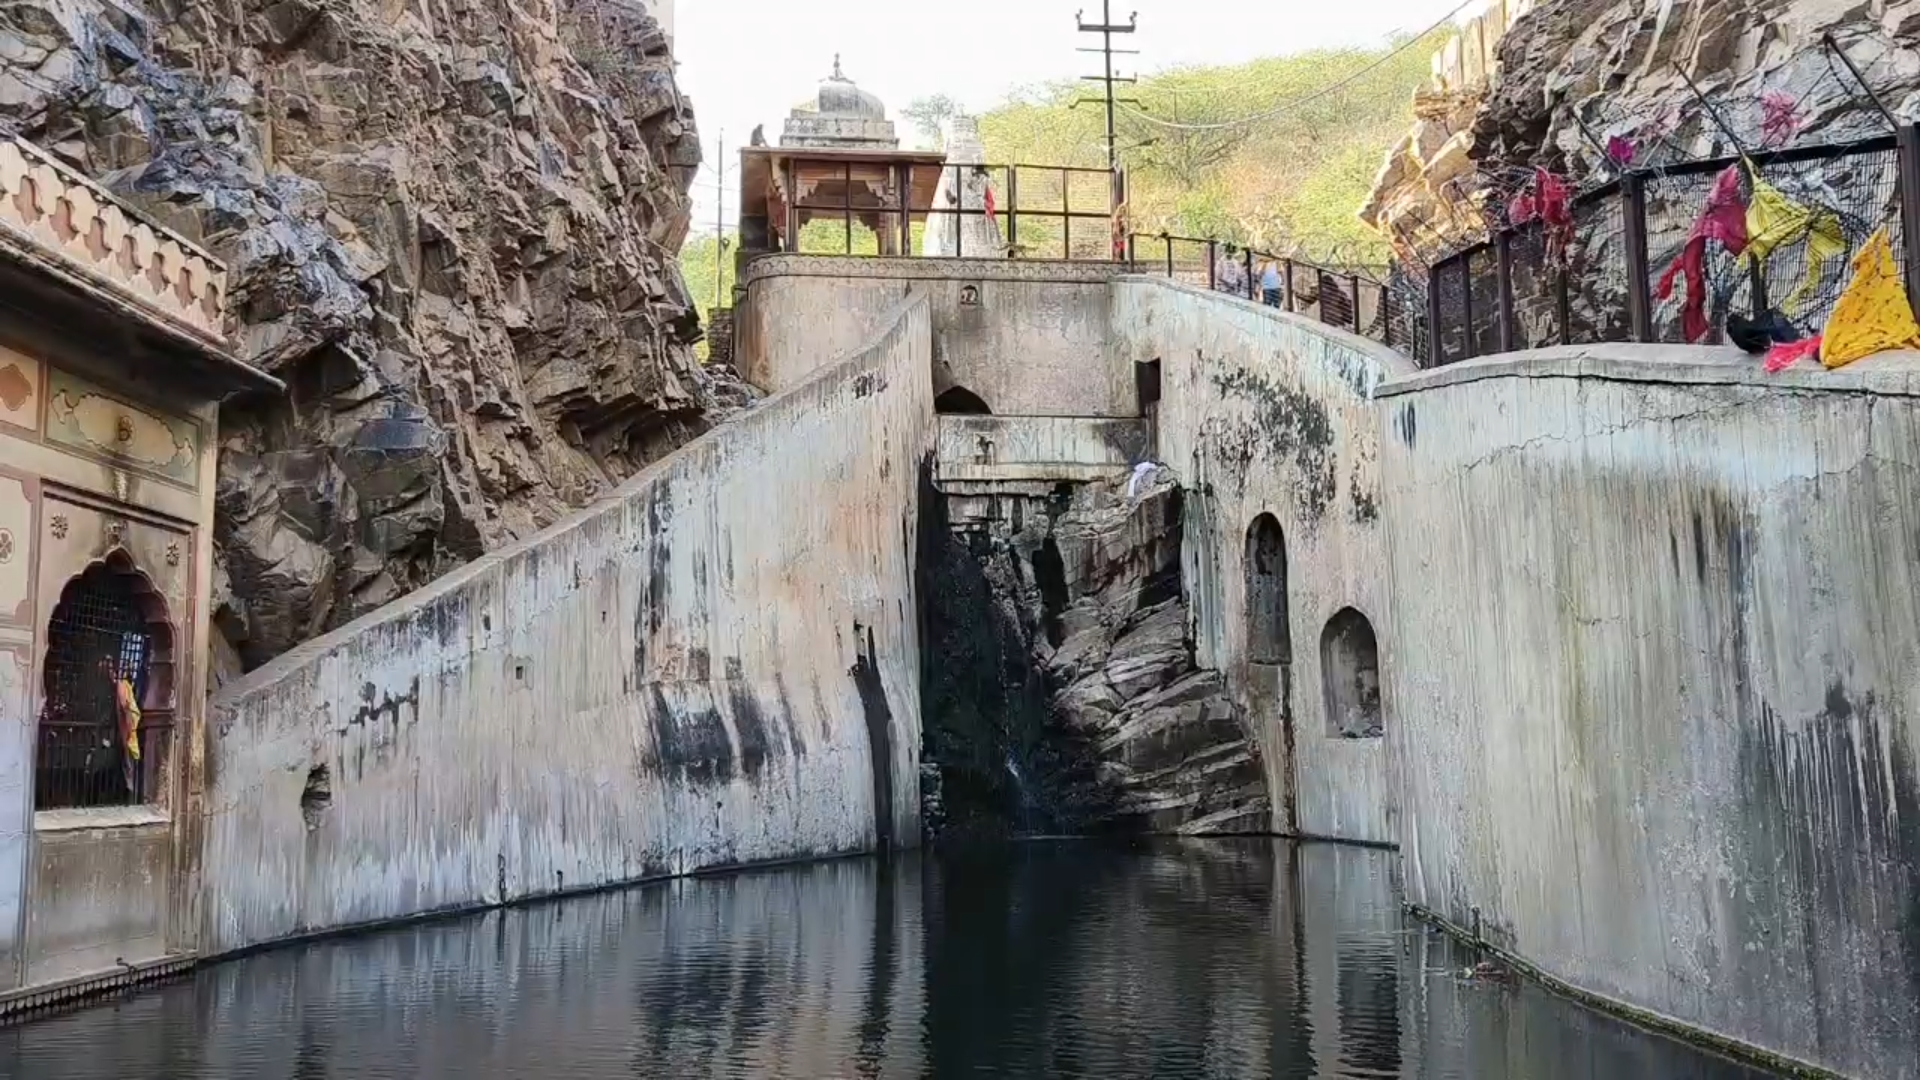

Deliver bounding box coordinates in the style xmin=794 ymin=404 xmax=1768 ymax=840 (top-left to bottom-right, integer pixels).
xmin=902 ymin=94 xmax=960 ymax=151
xmin=680 ymin=231 xmax=736 ymax=361
xmin=975 ymin=32 xmax=1443 ymax=264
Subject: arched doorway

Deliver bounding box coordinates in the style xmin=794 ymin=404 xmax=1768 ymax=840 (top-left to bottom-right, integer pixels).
xmin=1320 ymin=607 xmax=1382 ymax=738
xmin=35 ymin=552 xmax=175 ymax=810
xmin=934 ymin=385 xmax=992 ymax=415
xmin=1244 ymin=514 xmax=1295 ymax=832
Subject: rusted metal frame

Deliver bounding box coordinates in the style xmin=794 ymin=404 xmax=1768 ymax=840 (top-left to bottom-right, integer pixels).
xmin=1620 ymin=172 xmax=1655 ymax=342
xmin=1495 ymin=228 xmax=1516 ymax=353
xmin=1898 ymin=125 xmax=1920 ymax=318
xmin=1426 ymin=256 xmax=1446 ymax=367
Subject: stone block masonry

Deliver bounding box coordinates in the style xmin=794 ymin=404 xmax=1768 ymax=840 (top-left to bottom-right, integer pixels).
xmin=196 ymin=296 xmax=934 ymax=954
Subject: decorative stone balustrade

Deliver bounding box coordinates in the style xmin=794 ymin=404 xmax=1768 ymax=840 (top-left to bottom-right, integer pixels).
xmin=0 ymin=135 xmax=228 ymax=345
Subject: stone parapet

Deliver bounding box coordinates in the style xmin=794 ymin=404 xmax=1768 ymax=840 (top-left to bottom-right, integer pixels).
xmin=0 ymin=136 xmax=228 ymax=347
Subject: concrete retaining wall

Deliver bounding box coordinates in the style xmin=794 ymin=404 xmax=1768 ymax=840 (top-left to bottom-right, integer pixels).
xmin=933 ymin=415 xmax=1147 ymax=485
xmin=1114 ymin=278 xmax=1414 ymax=845
xmin=735 ymin=256 xmax=1131 ymax=417
xmin=1379 ymin=346 xmax=1920 ymax=1079
xmin=197 ymin=296 xmax=936 ymax=954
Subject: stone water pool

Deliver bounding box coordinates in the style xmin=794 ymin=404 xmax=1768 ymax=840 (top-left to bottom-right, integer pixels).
xmin=0 ymin=839 xmax=1777 ymax=1079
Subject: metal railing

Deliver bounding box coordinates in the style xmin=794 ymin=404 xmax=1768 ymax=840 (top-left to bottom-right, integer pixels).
xmin=1126 ymin=232 xmax=1428 ymax=358
xmin=1426 ymin=126 xmax=1920 ymax=368
xmin=787 ymin=161 xmax=1120 ymax=260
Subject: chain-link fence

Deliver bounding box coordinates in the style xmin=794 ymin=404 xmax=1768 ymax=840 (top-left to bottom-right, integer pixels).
xmin=1425 ymin=129 xmax=1918 ymax=367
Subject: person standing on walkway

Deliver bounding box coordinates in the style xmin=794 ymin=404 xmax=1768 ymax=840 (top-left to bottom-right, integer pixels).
xmin=1260 ymin=260 xmax=1283 ymax=307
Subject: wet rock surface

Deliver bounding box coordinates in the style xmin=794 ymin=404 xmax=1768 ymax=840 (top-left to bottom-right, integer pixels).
xmin=917 ymin=471 xmax=1270 ymax=840
xmin=0 ymin=0 xmax=756 ymax=667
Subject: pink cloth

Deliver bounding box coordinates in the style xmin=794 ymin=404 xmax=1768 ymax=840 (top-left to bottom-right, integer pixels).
xmin=1656 ymin=165 xmax=1750 ymax=343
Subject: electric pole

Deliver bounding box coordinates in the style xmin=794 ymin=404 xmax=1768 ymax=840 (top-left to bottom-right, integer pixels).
xmin=713 ymin=128 xmax=727 ymax=307
xmin=1077 ymin=3 xmax=1138 ymax=210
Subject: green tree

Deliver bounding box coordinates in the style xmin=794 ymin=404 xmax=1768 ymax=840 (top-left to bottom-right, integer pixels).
xmin=902 ymin=94 xmax=960 ymax=151
xmin=974 ymin=33 xmax=1445 ymax=265
xmin=679 ymin=231 xmax=736 ymax=361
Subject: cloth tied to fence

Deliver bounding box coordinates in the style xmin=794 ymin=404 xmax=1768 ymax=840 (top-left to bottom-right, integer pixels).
xmin=1656 ymin=164 xmax=1749 ymax=343
xmin=1742 ymin=170 xmax=1847 ymax=317
xmin=1819 ymin=226 xmax=1920 ymax=369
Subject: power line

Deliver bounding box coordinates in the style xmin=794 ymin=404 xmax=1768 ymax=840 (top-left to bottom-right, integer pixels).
xmin=1117 ymin=0 xmax=1475 ymax=133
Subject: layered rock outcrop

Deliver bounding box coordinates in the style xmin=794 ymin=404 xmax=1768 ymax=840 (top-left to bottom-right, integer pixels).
xmin=1363 ymin=0 xmax=1920 ymax=264
xmin=0 ymin=0 xmax=744 ymax=669
xmin=918 ymin=469 xmax=1269 ymax=840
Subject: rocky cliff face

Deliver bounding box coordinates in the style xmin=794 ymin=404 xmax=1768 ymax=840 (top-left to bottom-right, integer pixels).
xmin=1363 ymin=0 xmax=1920 ymax=264
xmin=0 ymin=0 xmax=746 ymax=670
xmin=917 ymin=470 xmax=1269 ymax=840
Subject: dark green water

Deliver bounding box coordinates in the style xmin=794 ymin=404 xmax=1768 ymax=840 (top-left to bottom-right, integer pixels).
xmin=0 ymin=839 xmax=1777 ymax=1079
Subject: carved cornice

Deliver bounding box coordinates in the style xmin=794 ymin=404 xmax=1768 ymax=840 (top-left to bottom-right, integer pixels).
xmin=740 ymin=253 xmax=1125 ymax=289
xmin=0 ymin=136 xmax=229 ymax=347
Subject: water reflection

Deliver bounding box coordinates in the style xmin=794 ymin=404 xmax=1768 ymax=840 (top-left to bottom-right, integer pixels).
xmin=0 ymin=840 xmax=1776 ymax=1079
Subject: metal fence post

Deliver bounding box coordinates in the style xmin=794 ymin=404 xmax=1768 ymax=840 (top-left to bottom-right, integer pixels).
xmin=1426 ymin=259 xmax=1445 ymax=367
xmin=1282 ymin=258 xmax=1295 ymax=311
xmin=1495 ymin=229 xmax=1516 ymax=352
xmin=1461 ymin=260 xmax=1476 ymax=359
xmin=1620 ymin=172 xmax=1654 ymax=341
xmin=1898 ymin=124 xmax=1920 ymax=317
xmin=1244 ymin=247 xmax=1255 ymax=300
xmin=1347 ymin=273 xmax=1362 ymax=333
xmin=1127 ymin=232 xmax=1137 ymax=269
xmin=1206 ymin=240 xmax=1217 ymax=290
xmin=1164 ymin=234 xmax=1174 ymax=277
xmin=1006 ymin=166 xmax=1019 ymax=254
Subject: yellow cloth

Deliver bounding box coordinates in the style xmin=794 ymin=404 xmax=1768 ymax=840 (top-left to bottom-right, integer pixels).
xmin=1820 ymin=227 xmax=1920 ymax=369
xmin=114 ymin=678 xmax=140 ymax=761
xmin=1743 ymin=171 xmax=1848 ymax=316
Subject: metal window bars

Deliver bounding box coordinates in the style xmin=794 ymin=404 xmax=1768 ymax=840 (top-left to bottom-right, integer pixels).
xmin=35 ymin=563 xmax=171 ymax=810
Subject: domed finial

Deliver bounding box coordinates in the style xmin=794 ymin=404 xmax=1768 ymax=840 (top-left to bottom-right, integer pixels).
xmin=832 ymin=54 xmax=843 ymax=80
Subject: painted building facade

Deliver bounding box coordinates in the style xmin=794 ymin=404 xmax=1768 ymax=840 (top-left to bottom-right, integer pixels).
xmin=0 ymin=134 xmax=280 ymax=1006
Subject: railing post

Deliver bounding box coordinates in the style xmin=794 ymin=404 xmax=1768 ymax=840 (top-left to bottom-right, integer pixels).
xmin=1163 ymin=234 xmax=1173 ymax=277
xmin=1461 ymin=260 xmax=1476 ymax=359
xmin=1897 ymin=124 xmax=1920 ymax=317
xmin=1282 ymin=258 xmax=1295 ymax=311
xmin=1620 ymin=171 xmax=1654 ymax=341
xmin=1555 ymin=265 xmax=1572 ymax=345
xmin=1006 ymin=166 xmax=1019 ymax=254
xmin=1348 ymin=273 xmax=1362 ymax=332
xmin=1381 ymin=282 xmax=1395 ymax=348
xmin=1244 ymin=248 xmax=1255 ymax=300
xmin=898 ymin=164 xmax=912 ymax=258
xmin=1127 ymin=232 xmax=1137 ymax=269
xmin=1206 ymin=240 xmax=1217 ymax=290
xmin=1495 ymin=229 xmax=1516 ymax=352
xmin=1426 ymin=259 xmax=1445 ymax=367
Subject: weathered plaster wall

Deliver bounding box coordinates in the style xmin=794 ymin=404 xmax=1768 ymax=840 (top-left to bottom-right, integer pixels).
xmin=1114 ymin=278 xmax=1414 ymax=846
xmin=735 ymin=256 xmax=1130 ymax=417
xmin=1379 ymin=346 xmax=1920 ymax=1079
xmin=199 ymin=296 xmax=934 ymax=954
xmin=934 ymin=415 xmax=1147 ymax=487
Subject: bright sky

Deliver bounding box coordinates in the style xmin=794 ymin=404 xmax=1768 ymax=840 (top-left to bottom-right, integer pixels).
xmin=673 ymin=0 xmax=1473 ymax=234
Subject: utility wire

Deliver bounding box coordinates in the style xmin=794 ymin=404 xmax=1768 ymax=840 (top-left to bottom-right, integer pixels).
xmin=1117 ymin=0 xmax=1477 ymax=132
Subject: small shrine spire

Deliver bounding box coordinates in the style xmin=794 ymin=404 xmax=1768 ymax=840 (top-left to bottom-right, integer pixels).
xmin=831 ymin=54 xmax=844 ymax=80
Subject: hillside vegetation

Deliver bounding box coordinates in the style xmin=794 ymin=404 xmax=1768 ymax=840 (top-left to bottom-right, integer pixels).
xmin=685 ymin=30 xmax=1443 ymax=356
xmin=967 ymin=31 xmax=1445 ymax=265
